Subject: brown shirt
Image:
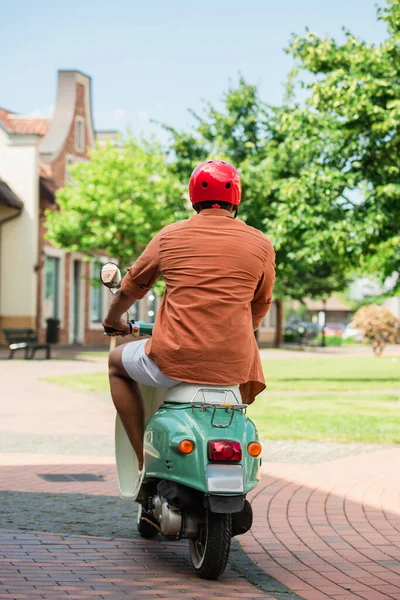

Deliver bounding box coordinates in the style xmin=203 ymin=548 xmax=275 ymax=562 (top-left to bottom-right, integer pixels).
xmin=121 ymin=209 xmax=275 ymax=404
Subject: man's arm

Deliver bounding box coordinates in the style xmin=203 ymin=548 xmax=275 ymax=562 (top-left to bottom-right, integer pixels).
xmin=251 ymin=241 xmax=276 ymax=331
xmin=102 ymin=233 xmax=161 ymax=333
xmin=102 ymin=289 xmax=135 ymax=334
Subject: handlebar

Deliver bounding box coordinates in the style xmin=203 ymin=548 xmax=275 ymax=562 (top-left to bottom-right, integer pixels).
xmin=133 ymin=320 xmax=154 ymax=336
xmin=103 ymin=320 xmax=154 ymax=337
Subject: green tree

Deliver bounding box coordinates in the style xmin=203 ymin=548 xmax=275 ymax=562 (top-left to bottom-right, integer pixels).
xmin=46 ymin=136 xmax=185 ymax=268
xmin=287 ymin=0 xmax=400 ymax=291
xmin=165 ymin=80 xmax=355 ymax=344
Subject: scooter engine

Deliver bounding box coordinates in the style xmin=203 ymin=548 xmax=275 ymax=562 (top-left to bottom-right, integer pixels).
xmin=153 ymin=495 xmax=182 ymax=537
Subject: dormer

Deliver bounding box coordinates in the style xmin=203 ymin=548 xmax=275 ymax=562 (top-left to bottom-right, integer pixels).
xmin=40 ymin=71 xmax=95 ymax=187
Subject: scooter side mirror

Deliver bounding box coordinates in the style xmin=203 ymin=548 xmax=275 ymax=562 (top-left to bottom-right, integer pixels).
xmin=100 ymin=262 xmax=122 ymax=291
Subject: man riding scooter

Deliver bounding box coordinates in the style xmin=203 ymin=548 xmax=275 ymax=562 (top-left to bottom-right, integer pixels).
xmin=102 ymin=160 xmax=276 ymax=500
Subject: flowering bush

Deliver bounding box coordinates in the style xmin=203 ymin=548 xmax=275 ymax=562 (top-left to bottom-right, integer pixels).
xmin=352 ymin=305 xmax=399 ymax=355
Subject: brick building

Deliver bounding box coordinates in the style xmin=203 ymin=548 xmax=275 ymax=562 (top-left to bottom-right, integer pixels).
xmin=0 ymin=69 xmax=279 ymax=348
xmin=0 ymin=70 xmax=118 ymax=346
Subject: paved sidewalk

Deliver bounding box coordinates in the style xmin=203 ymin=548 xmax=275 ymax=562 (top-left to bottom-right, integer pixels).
xmin=0 ymin=530 xmax=273 ymax=600
xmin=2 ymin=447 xmax=400 ymax=599
xmin=2 ymin=354 xmax=400 ymax=599
xmin=242 ymin=446 xmax=400 ymax=600
xmin=0 ymin=357 xmax=114 ymax=464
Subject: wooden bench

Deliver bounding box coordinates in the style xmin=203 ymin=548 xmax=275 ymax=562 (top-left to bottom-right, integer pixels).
xmin=2 ymin=328 xmax=51 ymax=360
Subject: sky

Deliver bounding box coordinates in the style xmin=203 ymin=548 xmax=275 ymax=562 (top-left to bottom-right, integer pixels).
xmin=2 ymin=0 xmax=388 ymax=143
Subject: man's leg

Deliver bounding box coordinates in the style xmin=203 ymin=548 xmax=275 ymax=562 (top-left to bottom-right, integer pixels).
xmin=108 ymin=344 xmax=145 ymax=470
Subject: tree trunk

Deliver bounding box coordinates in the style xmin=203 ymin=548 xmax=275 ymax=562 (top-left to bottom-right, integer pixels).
xmin=321 ymin=299 xmax=327 ymax=347
xmin=274 ymin=299 xmax=283 ymax=348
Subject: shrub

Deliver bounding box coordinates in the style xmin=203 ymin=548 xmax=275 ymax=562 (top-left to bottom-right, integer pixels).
xmin=325 ymin=335 xmax=343 ymax=347
xmin=284 ymin=332 xmax=299 ymax=343
xmin=352 ymin=305 xmax=399 ymax=356
xmin=312 ymin=334 xmax=342 ymax=347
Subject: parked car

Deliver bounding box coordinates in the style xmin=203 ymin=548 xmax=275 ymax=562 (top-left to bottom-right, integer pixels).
xmin=342 ymin=323 xmax=363 ymax=342
xmin=284 ymin=320 xmax=321 ymax=343
xmin=323 ymin=322 xmax=346 ymax=337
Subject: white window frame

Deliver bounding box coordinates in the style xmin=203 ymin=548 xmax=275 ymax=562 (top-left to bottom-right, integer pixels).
xmin=259 ymin=302 xmax=277 ymax=331
xmin=69 ymin=253 xmax=86 ymax=343
xmin=89 ymin=256 xmax=111 ymax=330
xmin=75 ymin=116 xmax=85 ymax=152
xmin=42 ymin=246 xmax=65 ymax=328
xmin=129 ymin=298 xmax=141 ymax=322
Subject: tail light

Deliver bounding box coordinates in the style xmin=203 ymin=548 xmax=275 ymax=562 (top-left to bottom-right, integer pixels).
xmin=208 ymin=441 xmax=242 ymax=462
xmin=247 ymin=442 xmax=262 ymax=457
xmin=178 ymin=439 xmax=195 ymax=454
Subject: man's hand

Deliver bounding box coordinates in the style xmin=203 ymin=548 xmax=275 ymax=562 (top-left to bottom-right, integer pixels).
xmin=102 ymin=318 xmax=130 ymax=337
xmin=103 ymin=289 xmax=135 ymax=337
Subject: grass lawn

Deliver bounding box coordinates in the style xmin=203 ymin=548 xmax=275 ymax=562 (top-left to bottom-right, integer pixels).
xmin=247 ymin=392 xmax=400 ymax=444
xmin=46 ymin=372 xmax=109 ymax=392
xmin=262 ymin=356 xmax=400 ymax=391
xmin=45 ymin=355 xmax=400 ymax=444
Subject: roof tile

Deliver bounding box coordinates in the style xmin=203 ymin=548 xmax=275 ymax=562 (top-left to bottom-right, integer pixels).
xmin=0 ymin=109 xmax=51 ymax=136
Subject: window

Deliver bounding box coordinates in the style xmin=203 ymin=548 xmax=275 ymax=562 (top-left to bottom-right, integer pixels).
xmin=260 ymin=302 xmax=277 ymax=329
xmin=129 ymin=302 xmax=139 ymax=322
xmin=147 ymin=291 xmax=157 ymax=323
xmin=91 ymin=261 xmax=103 ymax=323
xmin=75 ymin=116 xmax=85 ymax=152
xmin=44 ymin=257 xmax=60 ymax=319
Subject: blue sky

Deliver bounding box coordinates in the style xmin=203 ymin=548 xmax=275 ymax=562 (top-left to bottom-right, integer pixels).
xmin=2 ymin=0 xmax=388 ymax=142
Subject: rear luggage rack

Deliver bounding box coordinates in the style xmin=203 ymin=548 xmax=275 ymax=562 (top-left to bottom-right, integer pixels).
xmin=191 ymin=388 xmax=242 ymax=405
xmin=191 ymin=402 xmax=247 ymax=428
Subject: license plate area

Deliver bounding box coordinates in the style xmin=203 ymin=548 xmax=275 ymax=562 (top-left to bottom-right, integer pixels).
xmin=206 ymin=464 xmax=244 ymax=493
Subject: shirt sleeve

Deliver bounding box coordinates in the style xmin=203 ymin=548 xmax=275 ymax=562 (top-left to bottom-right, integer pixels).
xmin=121 ymin=232 xmax=161 ymax=301
xmin=251 ymin=240 xmax=276 ymax=331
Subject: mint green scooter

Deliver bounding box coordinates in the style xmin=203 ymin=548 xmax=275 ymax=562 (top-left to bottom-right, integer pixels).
xmin=101 ymin=263 xmax=262 ymax=580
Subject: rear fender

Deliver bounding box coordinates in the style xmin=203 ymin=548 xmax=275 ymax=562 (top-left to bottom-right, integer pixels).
xmin=144 ymin=403 xmax=260 ymax=494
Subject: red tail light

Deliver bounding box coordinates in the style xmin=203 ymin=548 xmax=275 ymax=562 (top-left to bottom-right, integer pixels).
xmin=208 ymin=441 xmax=242 ymax=462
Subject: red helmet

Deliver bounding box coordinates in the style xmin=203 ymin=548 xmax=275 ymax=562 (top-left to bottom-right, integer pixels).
xmin=189 ymin=160 xmax=241 ymax=206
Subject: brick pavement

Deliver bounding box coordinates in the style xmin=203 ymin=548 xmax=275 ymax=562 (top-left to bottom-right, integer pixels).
xmin=0 ymin=530 xmax=273 ymax=600
xmin=0 ymin=465 xmax=280 ymax=599
xmin=1 ymin=448 xmax=400 ymax=599
xmin=241 ymin=447 xmax=400 ymax=600
xmin=1 ymin=354 xmax=400 ymax=599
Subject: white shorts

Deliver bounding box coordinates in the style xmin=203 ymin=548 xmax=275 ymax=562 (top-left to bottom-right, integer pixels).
xmin=121 ymin=339 xmax=181 ymax=388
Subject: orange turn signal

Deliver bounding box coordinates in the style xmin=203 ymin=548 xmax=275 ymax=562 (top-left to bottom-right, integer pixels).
xmin=178 ymin=440 xmax=195 ymax=454
xmin=248 ymin=442 xmax=262 ymax=457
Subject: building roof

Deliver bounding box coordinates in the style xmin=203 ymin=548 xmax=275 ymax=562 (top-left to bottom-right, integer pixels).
xmin=40 ymin=70 xmax=95 ymax=162
xmin=39 ymin=163 xmax=53 ymax=179
xmin=0 ymin=108 xmax=50 ymax=136
xmin=95 ymin=130 xmax=119 ymax=138
xmin=0 ymin=108 xmax=14 ymax=130
xmin=40 ymin=177 xmax=57 ymax=204
xmin=304 ymin=296 xmax=352 ymax=312
xmin=0 ymin=179 xmax=24 ymax=209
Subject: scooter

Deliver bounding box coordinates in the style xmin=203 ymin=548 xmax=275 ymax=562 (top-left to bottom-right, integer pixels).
xmin=101 ymin=262 xmax=262 ymax=580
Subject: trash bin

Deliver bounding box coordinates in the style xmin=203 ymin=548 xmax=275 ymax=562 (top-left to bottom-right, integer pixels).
xmin=46 ymin=318 xmax=60 ymax=344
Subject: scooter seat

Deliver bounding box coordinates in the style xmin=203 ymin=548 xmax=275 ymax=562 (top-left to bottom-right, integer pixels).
xmin=165 ymin=383 xmax=242 ymax=405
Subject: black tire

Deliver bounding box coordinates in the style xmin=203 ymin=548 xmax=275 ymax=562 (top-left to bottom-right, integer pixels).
xmin=136 ymin=504 xmax=159 ymax=539
xmin=189 ymin=509 xmax=231 ymax=579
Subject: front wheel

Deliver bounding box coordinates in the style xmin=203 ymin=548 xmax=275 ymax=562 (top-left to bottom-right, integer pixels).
xmin=189 ymin=509 xmax=231 ymax=579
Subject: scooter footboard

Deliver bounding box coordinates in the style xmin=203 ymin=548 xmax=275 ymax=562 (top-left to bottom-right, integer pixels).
xmin=115 ymin=384 xmax=167 ymax=500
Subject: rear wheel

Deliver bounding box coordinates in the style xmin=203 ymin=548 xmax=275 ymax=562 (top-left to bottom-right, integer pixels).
xmin=136 ymin=504 xmax=159 ymax=539
xmin=189 ymin=509 xmax=231 ymax=579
